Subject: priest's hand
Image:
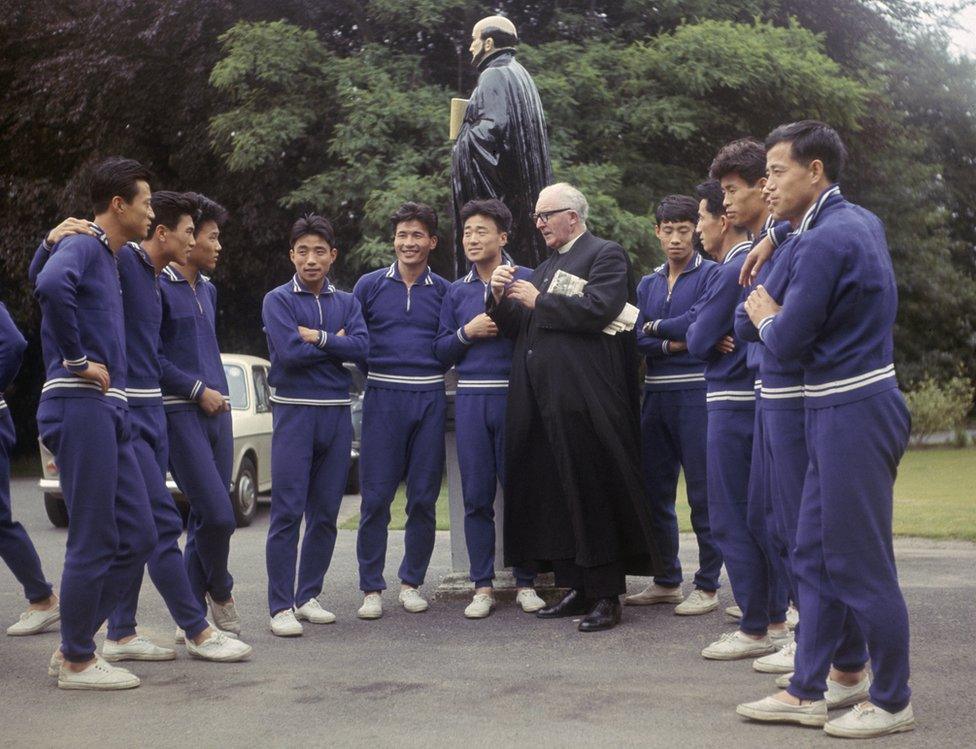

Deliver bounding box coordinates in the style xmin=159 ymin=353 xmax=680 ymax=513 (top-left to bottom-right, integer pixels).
xmin=714 ymin=335 xmax=735 ymax=355
xmin=507 ymin=280 xmax=539 ymax=309
xmin=745 ymin=285 xmax=781 ymax=326
xmin=490 ymin=264 xmax=517 ymax=303
xmin=463 ymin=313 xmax=498 ymax=339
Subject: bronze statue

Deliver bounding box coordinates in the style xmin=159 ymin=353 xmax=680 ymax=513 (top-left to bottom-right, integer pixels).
xmin=451 ymin=16 xmax=553 ymax=274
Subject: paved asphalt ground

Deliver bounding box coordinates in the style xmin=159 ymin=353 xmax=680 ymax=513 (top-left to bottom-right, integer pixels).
xmin=1 ymin=478 xmax=974 ymax=748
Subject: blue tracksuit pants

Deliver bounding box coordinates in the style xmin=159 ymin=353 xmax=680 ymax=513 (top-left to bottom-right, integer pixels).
xmin=455 ymin=393 xmax=534 ymax=589
xmin=1 ymin=408 xmax=53 ymax=603
xmin=789 ymin=389 xmax=912 ymax=713
xmin=37 ymin=398 xmax=156 ymax=663
xmin=640 ymin=390 xmax=721 ymax=591
xmin=705 ymin=405 xmax=780 ymax=635
xmin=747 ymin=398 xmax=789 ymax=623
xmin=764 ymin=405 xmax=868 ymax=670
xmin=267 ymin=404 xmax=352 ymax=616
xmin=357 ymin=387 xmax=445 ymax=592
xmin=166 ymin=408 xmax=235 ymax=606
xmin=107 ymin=405 xmax=209 ymax=641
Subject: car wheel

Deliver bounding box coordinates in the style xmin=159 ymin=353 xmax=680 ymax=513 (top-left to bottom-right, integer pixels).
xmin=232 ymin=456 xmax=258 ymax=527
xmin=44 ymin=493 xmax=69 ymax=528
xmin=345 ymin=457 xmax=360 ymax=495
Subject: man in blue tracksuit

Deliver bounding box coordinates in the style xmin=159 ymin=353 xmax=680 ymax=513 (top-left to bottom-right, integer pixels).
xmin=262 ymin=214 xmax=368 ymax=636
xmin=624 ymin=195 xmax=721 ymax=616
xmin=738 ymin=122 xmax=914 ymax=739
xmin=734 ymin=230 xmax=869 ymax=700
xmin=353 ymin=202 xmax=451 ymax=619
xmin=1 ymin=302 xmax=59 ymax=637
xmin=686 ymin=177 xmax=790 ymax=661
xmin=710 ymin=139 xmax=794 ymax=639
xmin=34 ymin=157 xmax=156 ymax=690
xmin=34 ymin=194 xmax=252 ymax=663
xmin=433 ymin=199 xmax=544 ymax=619
xmin=159 ymin=193 xmax=241 ymax=636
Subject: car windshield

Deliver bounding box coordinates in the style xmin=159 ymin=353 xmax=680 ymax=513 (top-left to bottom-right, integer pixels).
xmin=224 ymin=364 xmax=248 ymax=410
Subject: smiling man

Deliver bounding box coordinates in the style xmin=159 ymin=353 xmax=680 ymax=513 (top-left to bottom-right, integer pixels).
xmin=352 ymin=203 xmax=451 ymax=619
xmin=487 ymin=183 xmax=660 ymax=633
xmin=433 ymin=199 xmax=543 ymax=619
xmin=625 ymin=195 xmax=720 ymax=616
xmin=263 ymin=214 xmax=368 ymax=636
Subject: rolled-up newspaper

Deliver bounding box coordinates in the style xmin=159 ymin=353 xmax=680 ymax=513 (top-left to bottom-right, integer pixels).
xmin=546 ymin=270 xmax=638 ymax=335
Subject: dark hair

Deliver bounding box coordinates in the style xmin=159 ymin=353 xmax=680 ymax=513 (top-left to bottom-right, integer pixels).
xmin=390 ymin=202 xmax=438 ymax=236
xmin=90 ymin=156 xmax=153 ymax=213
xmin=290 ymin=213 xmax=336 ymax=248
xmin=480 ymin=27 xmax=519 ymax=49
xmin=183 ymin=192 xmax=228 ymax=232
xmin=709 ymin=138 xmax=767 ymax=185
xmin=695 ymin=180 xmax=726 ymax=218
xmin=655 ymin=194 xmax=699 ymax=225
xmin=765 ymin=120 xmax=847 ymax=182
xmin=149 ymin=191 xmax=196 ymax=235
xmin=459 ymin=198 xmax=512 ymax=233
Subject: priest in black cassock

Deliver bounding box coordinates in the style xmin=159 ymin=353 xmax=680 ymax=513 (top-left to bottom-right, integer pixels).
xmin=487 ymin=183 xmax=662 ymax=632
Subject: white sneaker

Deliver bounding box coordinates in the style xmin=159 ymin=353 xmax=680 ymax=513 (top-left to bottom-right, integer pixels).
xmin=7 ymin=603 xmax=60 ymax=636
xmin=57 ymin=657 xmax=141 ymax=691
xmin=824 ymin=702 xmax=915 ymax=738
xmin=786 ymin=604 xmax=799 ymax=630
xmin=48 ymin=648 xmax=63 ymax=677
xmin=753 ymin=640 xmax=796 ymax=673
xmin=398 ymin=587 xmax=428 ymax=613
xmin=102 ymin=635 xmax=176 ymax=662
xmin=773 ymin=671 xmax=873 ymax=707
xmin=357 ymin=593 xmax=383 ymax=620
xmin=736 ymin=695 xmax=828 ymax=726
xmin=270 ymin=610 xmax=303 ymax=637
xmin=295 ymin=598 xmax=336 ymax=624
xmin=725 ymin=604 xmax=743 ymax=619
xmin=515 ymin=588 xmax=546 ymax=613
xmin=624 ymin=583 xmax=684 ymax=606
xmin=207 ymin=594 xmax=241 ymax=635
xmin=826 ymin=673 xmax=872 ymax=709
xmin=674 ymin=589 xmax=718 ymax=616
xmin=464 ymin=593 xmax=495 ymax=619
xmin=770 ymin=628 xmax=794 ymax=649
xmin=176 ymin=623 xmax=238 ymax=644
xmin=702 ymin=630 xmax=776 ymax=660
xmin=186 ymin=630 xmax=253 ymax=662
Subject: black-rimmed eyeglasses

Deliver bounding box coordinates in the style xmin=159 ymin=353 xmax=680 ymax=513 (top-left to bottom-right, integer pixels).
xmin=531 ymin=208 xmax=573 ymax=225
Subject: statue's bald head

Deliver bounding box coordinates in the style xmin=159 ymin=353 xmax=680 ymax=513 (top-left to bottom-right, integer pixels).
xmin=470 ymin=15 xmax=518 ymax=66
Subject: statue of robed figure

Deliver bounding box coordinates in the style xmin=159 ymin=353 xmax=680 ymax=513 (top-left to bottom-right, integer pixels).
xmin=451 ymin=16 xmax=553 ymax=275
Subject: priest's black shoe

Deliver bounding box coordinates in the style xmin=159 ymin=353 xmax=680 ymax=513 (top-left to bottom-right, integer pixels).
xmin=536 ymin=589 xmax=590 ymax=619
xmin=578 ymin=597 xmax=621 ymax=632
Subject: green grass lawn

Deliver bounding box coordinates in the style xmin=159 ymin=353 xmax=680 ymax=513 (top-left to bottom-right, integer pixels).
xmin=342 ymin=447 xmax=976 ymax=541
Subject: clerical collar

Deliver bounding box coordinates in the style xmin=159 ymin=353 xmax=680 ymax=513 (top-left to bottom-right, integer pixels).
xmin=557 ymin=232 xmax=584 ymax=255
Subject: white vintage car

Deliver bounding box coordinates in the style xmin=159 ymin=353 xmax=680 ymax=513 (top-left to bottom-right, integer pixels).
xmin=38 ymin=354 xmax=274 ymax=528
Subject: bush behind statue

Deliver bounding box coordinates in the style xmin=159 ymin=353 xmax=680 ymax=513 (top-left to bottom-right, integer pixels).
xmin=904 ymin=376 xmax=974 ymax=447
